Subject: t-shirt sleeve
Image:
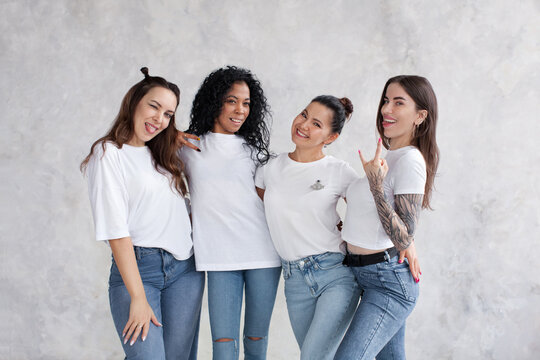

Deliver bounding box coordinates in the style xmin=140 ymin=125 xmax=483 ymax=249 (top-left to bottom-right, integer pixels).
xmin=254 ymin=163 xmax=266 ymax=189
xmin=87 ymin=144 xmax=130 ymax=241
xmin=338 ymin=161 xmax=360 ymax=198
xmin=393 ymin=152 xmax=426 ymax=195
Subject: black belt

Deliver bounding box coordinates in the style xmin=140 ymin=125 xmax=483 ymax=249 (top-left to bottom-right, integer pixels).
xmin=342 ymin=247 xmax=398 ymax=267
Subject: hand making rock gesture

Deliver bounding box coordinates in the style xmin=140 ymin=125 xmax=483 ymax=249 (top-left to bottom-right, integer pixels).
xmin=358 ymin=138 xmax=388 ymax=193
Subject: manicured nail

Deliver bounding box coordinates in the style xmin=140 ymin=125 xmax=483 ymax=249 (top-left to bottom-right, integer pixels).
xmin=196 ymin=137 xmax=200 ymax=141
xmin=124 ymin=337 xmax=128 ymax=344
xmin=378 ymin=138 xmax=381 ymax=143
xmin=142 ymin=336 xmax=146 ymax=342
xmin=398 ymin=259 xmax=403 ymax=264
xmin=196 ymin=149 xmax=201 ymax=152
xmin=122 ymin=332 xmax=126 ymax=338
xmin=358 ymin=150 xmax=361 ymax=155
xmin=130 ymin=340 xmax=135 ymax=346
xmin=415 ymin=278 xmax=419 ymax=283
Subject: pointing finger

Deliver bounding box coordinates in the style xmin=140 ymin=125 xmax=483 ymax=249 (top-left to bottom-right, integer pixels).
xmin=358 ymin=149 xmax=367 ymax=165
xmin=374 ymin=138 xmax=383 ymax=161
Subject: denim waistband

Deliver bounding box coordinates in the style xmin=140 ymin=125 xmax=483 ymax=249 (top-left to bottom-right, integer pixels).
xmin=281 ymin=252 xmax=344 ymax=276
xmin=133 ymin=246 xmax=162 ymax=260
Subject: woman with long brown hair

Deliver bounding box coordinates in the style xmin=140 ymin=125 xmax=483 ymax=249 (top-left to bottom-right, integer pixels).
xmin=81 ymin=68 xmax=204 ymax=360
xmin=335 ymin=75 xmax=439 ymax=359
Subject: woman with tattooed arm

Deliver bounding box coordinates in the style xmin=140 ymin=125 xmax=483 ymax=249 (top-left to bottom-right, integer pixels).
xmin=335 ymin=75 xmax=439 ymax=360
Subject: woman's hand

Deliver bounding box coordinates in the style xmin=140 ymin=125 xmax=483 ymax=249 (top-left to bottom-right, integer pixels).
xmin=358 ymin=138 xmax=388 ymax=193
xmin=177 ymin=131 xmax=201 ymax=152
xmin=398 ymin=241 xmax=422 ymax=283
xmin=123 ymin=296 xmax=162 ymax=346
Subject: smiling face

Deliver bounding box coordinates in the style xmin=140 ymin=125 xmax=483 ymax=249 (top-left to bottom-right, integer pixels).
xmin=212 ymin=81 xmax=250 ymax=134
xmin=128 ymin=86 xmax=177 ymax=147
xmin=380 ymin=82 xmax=427 ymax=149
xmin=291 ymin=101 xmax=338 ymax=149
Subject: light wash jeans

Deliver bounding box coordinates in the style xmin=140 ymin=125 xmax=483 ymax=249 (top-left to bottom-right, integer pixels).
xmin=281 ymin=252 xmax=360 ymax=360
xmin=334 ymin=255 xmax=419 ymax=360
xmin=109 ymin=247 xmax=205 ymax=360
xmin=207 ymin=267 xmax=281 ymax=360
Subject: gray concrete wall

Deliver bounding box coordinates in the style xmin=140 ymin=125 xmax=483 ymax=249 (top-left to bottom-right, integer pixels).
xmin=1 ymin=0 xmax=539 ymax=358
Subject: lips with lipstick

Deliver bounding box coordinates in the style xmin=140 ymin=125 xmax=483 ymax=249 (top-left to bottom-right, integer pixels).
xmin=230 ymin=117 xmax=244 ymax=126
xmin=295 ymin=128 xmax=309 ymax=138
xmin=382 ymin=117 xmax=396 ymax=128
xmin=145 ymin=122 xmax=159 ymax=135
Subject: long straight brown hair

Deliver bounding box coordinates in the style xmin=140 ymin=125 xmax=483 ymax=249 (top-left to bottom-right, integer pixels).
xmin=376 ymin=75 xmax=439 ymax=209
xmin=80 ymin=68 xmax=186 ymax=195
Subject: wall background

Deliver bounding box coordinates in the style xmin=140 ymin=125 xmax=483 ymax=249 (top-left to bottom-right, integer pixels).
xmin=1 ymin=0 xmax=539 ymax=359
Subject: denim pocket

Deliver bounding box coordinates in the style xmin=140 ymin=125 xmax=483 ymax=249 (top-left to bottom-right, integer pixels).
xmin=315 ymin=252 xmax=345 ymax=270
xmin=393 ymin=265 xmax=419 ymax=302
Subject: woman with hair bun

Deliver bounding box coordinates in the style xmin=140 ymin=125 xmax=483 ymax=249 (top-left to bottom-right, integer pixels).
xmin=81 ymin=68 xmax=204 ymax=359
xmin=255 ymin=95 xmax=361 ymax=360
xmin=179 ymin=66 xmax=281 ymax=360
xmin=335 ymin=75 xmax=439 ymax=359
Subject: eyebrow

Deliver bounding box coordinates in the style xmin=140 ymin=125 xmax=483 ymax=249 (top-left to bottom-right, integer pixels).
xmin=226 ymin=95 xmax=250 ymax=101
xmin=384 ymin=96 xmax=407 ymax=101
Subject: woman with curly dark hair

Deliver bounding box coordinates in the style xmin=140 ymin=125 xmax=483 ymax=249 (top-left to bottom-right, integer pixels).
xmin=81 ymin=68 xmax=204 ymax=359
xmin=179 ymin=66 xmax=281 ymax=360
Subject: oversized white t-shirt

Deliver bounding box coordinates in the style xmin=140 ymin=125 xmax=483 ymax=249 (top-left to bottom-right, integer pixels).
xmin=255 ymin=153 xmax=359 ymax=261
xmin=342 ymin=146 xmax=426 ymax=250
xmin=180 ymin=132 xmax=280 ymax=271
xmin=87 ymin=142 xmax=193 ymax=260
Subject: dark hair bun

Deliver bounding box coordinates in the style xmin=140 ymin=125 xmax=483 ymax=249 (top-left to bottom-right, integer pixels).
xmin=339 ymin=97 xmax=354 ymax=118
xmin=140 ymin=67 xmax=150 ymax=79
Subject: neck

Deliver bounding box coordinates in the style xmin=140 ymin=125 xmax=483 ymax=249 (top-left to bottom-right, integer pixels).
xmin=289 ymin=146 xmax=325 ymax=163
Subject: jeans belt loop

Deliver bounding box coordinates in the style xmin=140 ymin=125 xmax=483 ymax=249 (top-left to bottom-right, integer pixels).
xmin=384 ymin=250 xmax=390 ymax=262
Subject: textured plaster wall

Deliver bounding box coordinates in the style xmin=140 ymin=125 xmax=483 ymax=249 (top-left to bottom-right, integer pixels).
xmin=1 ymin=0 xmax=539 ymax=359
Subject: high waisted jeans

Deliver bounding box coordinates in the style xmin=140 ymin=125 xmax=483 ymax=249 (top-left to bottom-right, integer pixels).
xmin=281 ymin=252 xmax=360 ymax=360
xmin=334 ymin=255 xmax=419 ymax=360
xmin=109 ymin=247 xmax=205 ymax=360
xmin=207 ymin=267 xmax=281 ymax=360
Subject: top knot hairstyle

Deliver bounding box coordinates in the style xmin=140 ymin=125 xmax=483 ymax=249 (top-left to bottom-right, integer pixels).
xmin=376 ymin=75 xmax=439 ymax=209
xmin=311 ymin=95 xmax=354 ymax=135
xmin=81 ymin=67 xmax=187 ymax=195
xmin=188 ymin=66 xmax=272 ymax=165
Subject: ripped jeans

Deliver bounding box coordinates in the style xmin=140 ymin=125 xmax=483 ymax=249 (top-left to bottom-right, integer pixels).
xmin=207 ymin=267 xmax=281 ymax=360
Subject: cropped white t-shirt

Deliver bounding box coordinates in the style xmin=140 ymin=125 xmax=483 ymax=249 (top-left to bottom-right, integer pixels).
xmin=342 ymin=146 xmax=426 ymax=250
xmin=87 ymin=142 xmax=193 ymax=260
xmin=180 ymin=132 xmax=280 ymax=271
xmin=255 ymin=153 xmax=359 ymax=261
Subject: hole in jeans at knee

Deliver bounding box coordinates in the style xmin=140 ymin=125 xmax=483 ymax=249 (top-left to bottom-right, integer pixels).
xmin=246 ymin=336 xmax=263 ymax=341
xmin=215 ymin=338 xmax=234 ymax=342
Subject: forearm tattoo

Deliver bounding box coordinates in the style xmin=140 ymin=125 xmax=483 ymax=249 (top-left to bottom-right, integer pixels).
xmin=369 ymin=179 xmax=423 ymax=250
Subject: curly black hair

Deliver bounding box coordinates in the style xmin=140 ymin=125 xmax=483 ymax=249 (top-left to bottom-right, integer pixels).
xmin=187 ymin=66 xmax=272 ymax=165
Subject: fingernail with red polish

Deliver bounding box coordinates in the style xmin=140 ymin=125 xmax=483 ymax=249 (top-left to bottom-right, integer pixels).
xmin=415 ymin=278 xmax=419 ymax=283
xmin=358 ymin=150 xmax=361 ymax=154
xmin=398 ymin=259 xmax=403 ymax=264
xmin=378 ymin=138 xmax=381 ymax=143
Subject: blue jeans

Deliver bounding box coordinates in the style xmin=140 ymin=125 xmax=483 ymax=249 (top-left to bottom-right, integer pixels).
xmin=207 ymin=267 xmax=281 ymax=360
xmin=109 ymin=247 xmax=205 ymax=360
xmin=334 ymin=255 xmax=419 ymax=360
xmin=282 ymin=252 xmax=361 ymax=360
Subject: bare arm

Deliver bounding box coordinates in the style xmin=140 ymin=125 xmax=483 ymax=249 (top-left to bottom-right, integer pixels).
xmin=109 ymin=237 xmax=161 ymax=345
xmin=256 ymin=187 xmax=265 ymax=201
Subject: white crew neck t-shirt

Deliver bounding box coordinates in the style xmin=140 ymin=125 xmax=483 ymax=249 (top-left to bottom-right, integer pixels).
xmin=87 ymin=142 xmax=193 ymax=260
xmin=342 ymin=146 xmax=426 ymax=250
xmin=180 ymin=132 xmax=280 ymax=271
xmin=255 ymin=153 xmax=359 ymax=261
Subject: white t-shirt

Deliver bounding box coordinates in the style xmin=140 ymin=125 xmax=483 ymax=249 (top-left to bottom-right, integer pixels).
xmin=87 ymin=142 xmax=194 ymax=260
xmin=342 ymin=146 xmax=426 ymax=250
xmin=255 ymin=153 xmax=359 ymax=261
xmin=180 ymin=132 xmax=280 ymax=271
